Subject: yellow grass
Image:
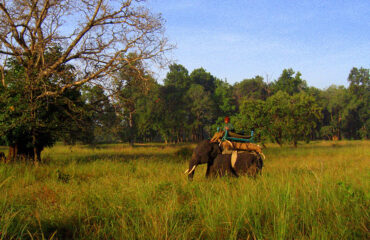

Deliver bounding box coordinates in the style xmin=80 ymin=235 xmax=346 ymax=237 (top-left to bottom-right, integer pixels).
xmin=0 ymin=140 xmax=369 ymax=239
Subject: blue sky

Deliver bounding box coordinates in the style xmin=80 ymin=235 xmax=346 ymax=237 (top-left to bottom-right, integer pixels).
xmin=147 ymin=0 xmax=369 ymax=89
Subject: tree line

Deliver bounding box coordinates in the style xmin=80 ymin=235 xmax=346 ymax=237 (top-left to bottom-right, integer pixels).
xmin=73 ymin=64 xmax=368 ymax=147
xmin=1 ymin=59 xmax=369 ymax=154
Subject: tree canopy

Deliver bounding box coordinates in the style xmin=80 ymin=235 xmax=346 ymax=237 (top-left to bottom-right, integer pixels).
xmin=0 ymin=0 xmax=171 ymax=161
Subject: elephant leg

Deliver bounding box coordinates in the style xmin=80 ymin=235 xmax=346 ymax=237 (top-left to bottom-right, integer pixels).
xmin=233 ymin=152 xmax=263 ymax=177
xmin=207 ymin=154 xmax=238 ymax=178
xmin=246 ymin=164 xmax=258 ymax=177
xmin=205 ymin=165 xmax=211 ymax=177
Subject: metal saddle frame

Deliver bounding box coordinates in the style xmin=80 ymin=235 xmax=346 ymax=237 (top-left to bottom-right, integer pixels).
xmin=217 ymin=128 xmax=254 ymax=143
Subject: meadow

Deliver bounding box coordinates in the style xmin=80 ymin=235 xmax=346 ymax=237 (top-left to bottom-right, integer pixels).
xmin=0 ymin=140 xmax=369 ymax=240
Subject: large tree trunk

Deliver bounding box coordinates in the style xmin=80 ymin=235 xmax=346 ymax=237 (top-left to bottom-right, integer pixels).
xmin=128 ymin=111 xmax=135 ymax=147
xmin=6 ymin=143 xmax=41 ymax=162
xmin=32 ymin=130 xmax=40 ymax=162
xmin=274 ymin=136 xmax=282 ymax=147
xmin=7 ymin=145 xmax=18 ymax=162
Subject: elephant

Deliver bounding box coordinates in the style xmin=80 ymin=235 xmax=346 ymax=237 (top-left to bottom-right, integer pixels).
xmin=185 ymin=140 xmax=263 ymax=180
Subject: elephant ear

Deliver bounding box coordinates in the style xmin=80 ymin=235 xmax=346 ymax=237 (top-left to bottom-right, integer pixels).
xmin=209 ymin=142 xmax=221 ymax=159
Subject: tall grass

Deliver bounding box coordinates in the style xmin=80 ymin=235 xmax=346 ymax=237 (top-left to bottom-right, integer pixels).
xmin=0 ymin=141 xmax=369 ymax=239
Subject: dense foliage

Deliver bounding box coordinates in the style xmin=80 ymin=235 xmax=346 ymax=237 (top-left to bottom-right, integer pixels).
xmin=108 ymin=65 xmax=367 ymax=146
xmin=0 ymin=49 xmax=89 ymax=160
xmin=1 ymin=63 xmax=368 ymax=158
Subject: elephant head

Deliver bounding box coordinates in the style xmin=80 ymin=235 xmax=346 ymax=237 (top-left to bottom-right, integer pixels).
xmin=185 ymin=140 xmax=221 ymax=180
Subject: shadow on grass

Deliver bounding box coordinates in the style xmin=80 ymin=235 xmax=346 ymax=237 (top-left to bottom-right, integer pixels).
xmin=50 ymin=152 xmax=189 ymax=165
xmin=23 ymin=216 xmax=86 ymax=240
xmin=77 ymin=153 xmax=173 ymax=162
xmin=264 ymin=142 xmax=359 ymax=155
xmin=78 ymin=142 xmax=193 ymax=149
xmin=46 ymin=145 xmax=194 ymax=165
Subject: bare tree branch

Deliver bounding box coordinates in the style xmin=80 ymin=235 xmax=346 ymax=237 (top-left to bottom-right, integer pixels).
xmin=0 ymin=0 xmax=172 ymax=96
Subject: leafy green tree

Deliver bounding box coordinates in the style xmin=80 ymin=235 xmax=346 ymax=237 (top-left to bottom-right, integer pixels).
xmin=320 ymin=125 xmax=335 ymax=140
xmin=159 ymin=64 xmax=193 ymax=143
xmin=190 ymin=68 xmax=216 ymax=93
xmin=234 ymin=99 xmax=270 ymax=144
xmin=345 ymin=67 xmax=369 ymax=139
xmin=237 ymin=91 xmax=321 ymax=147
xmin=211 ymin=79 xmax=236 ymax=132
xmin=134 ymin=82 xmax=162 ymax=142
xmin=113 ymin=54 xmax=157 ymax=146
xmin=81 ymin=85 xmax=119 ymax=144
xmin=0 ymin=51 xmax=87 ymax=160
xmin=214 ymin=79 xmax=236 ymax=116
xmin=187 ymin=84 xmax=215 ymax=141
xmin=188 ymin=68 xmax=219 ymax=137
xmin=156 ymin=85 xmax=188 ymax=143
xmin=348 ymin=67 xmax=369 ymax=97
xmin=233 ymin=76 xmax=269 ymax=105
xmin=158 ymin=64 xmax=221 ymax=143
xmin=272 ymin=69 xmax=307 ymax=95
xmin=163 ymin=64 xmax=192 ymax=90
xmin=319 ymin=85 xmax=348 ymax=140
xmin=264 ymin=91 xmax=290 ymax=146
xmin=286 ymin=92 xmax=322 ymax=147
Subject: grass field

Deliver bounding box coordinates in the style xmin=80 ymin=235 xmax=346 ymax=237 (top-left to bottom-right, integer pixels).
xmin=0 ymin=141 xmax=369 ymax=239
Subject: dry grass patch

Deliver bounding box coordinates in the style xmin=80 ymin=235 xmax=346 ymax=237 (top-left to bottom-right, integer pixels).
xmin=0 ymin=140 xmax=369 ymax=239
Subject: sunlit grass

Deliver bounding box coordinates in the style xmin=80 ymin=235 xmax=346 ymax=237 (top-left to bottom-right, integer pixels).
xmin=0 ymin=140 xmax=369 ymax=239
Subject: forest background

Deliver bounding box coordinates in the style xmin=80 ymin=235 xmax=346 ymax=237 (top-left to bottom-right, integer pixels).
xmin=1 ymin=61 xmax=369 ymax=147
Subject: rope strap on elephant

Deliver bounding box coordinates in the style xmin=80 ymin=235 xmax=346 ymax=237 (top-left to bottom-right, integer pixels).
xmin=221 ymin=141 xmax=262 ymax=153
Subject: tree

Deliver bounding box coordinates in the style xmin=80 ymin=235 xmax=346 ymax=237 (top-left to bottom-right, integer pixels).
xmin=345 ymin=67 xmax=369 ymax=139
xmin=163 ymin=64 xmax=191 ymax=90
xmin=235 ymin=99 xmax=269 ymax=144
xmin=233 ymin=76 xmax=269 ymax=105
xmin=190 ymin=68 xmax=216 ymax=93
xmin=212 ymin=79 xmax=236 ymax=132
xmin=187 ymin=84 xmax=215 ymax=141
xmin=156 ymin=84 xmax=188 ymax=143
xmin=0 ymin=0 xmax=171 ymax=161
xmin=0 ymin=48 xmax=89 ymax=161
xmin=320 ymin=85 xmax=348 ymax=140
xmin=81 ymin=85 xmax=119 ymax=144
xmin=134 ymin=82 xmax=162 ymax=142
xmin=158 ymin=64 xmax=192 ymax=143
xmin=214 ymin=79 xmax=235 ymax=116
xmin=113 ymin=54 xmax=155 ymax=146
xmin=264 ymin=91 xmax=290 ymax=146
xmin=272 ymin=69 xmax=307 ymax=95
xmin=286 ymin=92 xmax=322 ymax=147
xmin=348 ymin=67 xmax=369 ymax=97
